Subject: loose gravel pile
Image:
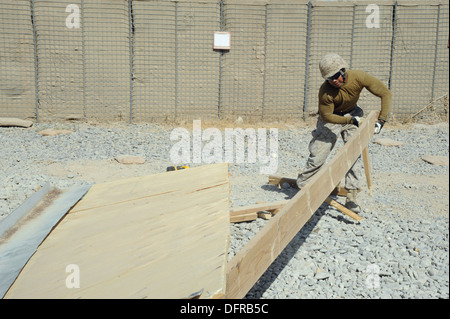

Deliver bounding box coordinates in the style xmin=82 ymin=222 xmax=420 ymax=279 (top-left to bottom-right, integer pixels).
xmin=0 ymin=120 xmax=448 ymax=299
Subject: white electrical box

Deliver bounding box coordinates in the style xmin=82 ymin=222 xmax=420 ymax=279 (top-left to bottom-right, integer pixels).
xmin=213 ymin=32 xmax=231 ymax=50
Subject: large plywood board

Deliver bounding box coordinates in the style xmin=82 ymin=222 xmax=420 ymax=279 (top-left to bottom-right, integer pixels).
xmin=5 ymin=163 xmax=230 ymax=299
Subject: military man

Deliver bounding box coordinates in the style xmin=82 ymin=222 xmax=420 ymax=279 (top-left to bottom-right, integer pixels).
xmin=297 ymin=53 xmax=391 ymax=213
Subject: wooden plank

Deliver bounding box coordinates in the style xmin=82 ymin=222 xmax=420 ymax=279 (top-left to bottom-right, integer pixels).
xmin=5 ymin=163 xmax=230 ymax=299
xmin=230 ymin=200 xmax=289 ymax=223
xmin=230 ymin=200 xmax=289 ymax=216
xmin=257 ymin=211 xmax=272 ymax=220
xmin=230 ymin=211 xmax=258 ymax=223
xmin=226 ymin=218 xmax=281 ymax=299
xmin=225 ymin=111 xmax=378 ymax=299
xmin=324 ymin=197 xmax=363 ymax=221
xmin=362 ymin=147 xmax=373 ymax=196
xmin=236 ymin=186 xmax=362 ymax=222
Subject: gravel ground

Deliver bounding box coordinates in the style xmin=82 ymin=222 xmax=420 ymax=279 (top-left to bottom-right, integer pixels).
xmin=0 ymin=120 xmax=448 ymax=299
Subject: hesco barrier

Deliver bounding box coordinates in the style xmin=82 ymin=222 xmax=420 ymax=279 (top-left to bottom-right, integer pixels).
xmin=0 ymin=0 xmax=448 ymax=123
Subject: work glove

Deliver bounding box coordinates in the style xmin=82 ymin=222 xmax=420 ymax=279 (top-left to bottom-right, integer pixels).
xmin=349 ymin=116 xmax=362 ymax=127
xmin=374 ymin=119 xmax=385 ymax=134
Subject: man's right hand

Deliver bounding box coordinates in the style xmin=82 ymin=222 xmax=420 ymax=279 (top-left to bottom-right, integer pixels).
xmin=350 ymin=116 xmax=362 ymax=127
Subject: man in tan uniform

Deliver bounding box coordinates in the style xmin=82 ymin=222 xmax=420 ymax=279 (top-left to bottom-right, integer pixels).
xmin=297 ymin=53 xmax=391 ymax=213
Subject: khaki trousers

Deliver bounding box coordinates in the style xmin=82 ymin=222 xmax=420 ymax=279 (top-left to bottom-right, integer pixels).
xmin=297 ymin=106 xmax=364 ymax=191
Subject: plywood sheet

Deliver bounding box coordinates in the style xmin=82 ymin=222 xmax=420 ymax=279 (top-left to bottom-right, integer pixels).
xmin=5 ymin=163 xmax=230 ymax=299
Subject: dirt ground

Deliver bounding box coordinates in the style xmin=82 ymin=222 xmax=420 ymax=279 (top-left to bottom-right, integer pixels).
xmin=360 ymin=171 xmax=449 ymax=217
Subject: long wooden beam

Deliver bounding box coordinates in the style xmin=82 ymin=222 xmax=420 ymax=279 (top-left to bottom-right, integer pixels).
xmin=225 ymin=111 xmax=379 ymax=299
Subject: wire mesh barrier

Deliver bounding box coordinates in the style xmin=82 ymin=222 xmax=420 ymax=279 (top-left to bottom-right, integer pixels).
xmin=390 ymin=3 xmax=446 ymax=118
xmin=0 ymin=0 xmax=36 ymax=119
xmin=33 ymin=0 xmax=84 ymax=121
xmin=0 ymin=0 xmax=448 ymax=123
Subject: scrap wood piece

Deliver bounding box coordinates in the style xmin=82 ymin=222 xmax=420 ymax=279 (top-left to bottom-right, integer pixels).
xmin=114 ymin=154 xmax=146 ymax=164
xmin=421 ymin=155 xmax=449 ymax=166
xmin=230 ymin=200 xmax=289 ymax=223
xmin=257 ymin=211 xmax=272 ymax=220
xmin=261 ymin=178 xmax=364 ymax=222
xmin=0 ymin=118 xmax=33 ymax=128
xmin=373 ymin=138 xmax=404 ymax=146
xmin=5 ymin=163 xmax=230 ymax=299
xmin=37 ymin=129 xmax=73 ymax=136
xmin=324 ymin=197 xmax=363 ymax=221
xmin=226 ymin=111 xmax=378 ymax=299
xmin=410 ymin=94 xmax=448 ymax=119
xmin=230 ymin=211 xmax=257 ymax=223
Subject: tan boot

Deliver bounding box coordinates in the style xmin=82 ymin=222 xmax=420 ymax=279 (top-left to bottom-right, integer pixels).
xmin=345 ymin=189 xmax=361 ymax=214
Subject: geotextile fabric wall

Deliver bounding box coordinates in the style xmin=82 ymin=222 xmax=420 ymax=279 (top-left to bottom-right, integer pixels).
xmin=0 ymin=0 xmax=448 ymax=122
xmin=0 ymin=0 xmax=36 ymax=119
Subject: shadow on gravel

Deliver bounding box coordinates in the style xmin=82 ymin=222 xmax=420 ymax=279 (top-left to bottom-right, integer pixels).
xmin=244 ymin=212 xmax=323 ymax=298
xmin=243 ymin=185 xmax=320 ymax=298
xmin=244 ymin=185 xmax=355 ymax=298
xmin=260 ymin=184 xmax=298 ymax=199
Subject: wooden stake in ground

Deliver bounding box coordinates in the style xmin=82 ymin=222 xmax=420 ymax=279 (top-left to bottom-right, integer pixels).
xmin=362 ymin=146 xmax=373 ymax=196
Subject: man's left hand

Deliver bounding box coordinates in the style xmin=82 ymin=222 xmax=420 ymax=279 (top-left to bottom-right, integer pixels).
xmin=374 ymin=119 xmax=385 ymax=134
